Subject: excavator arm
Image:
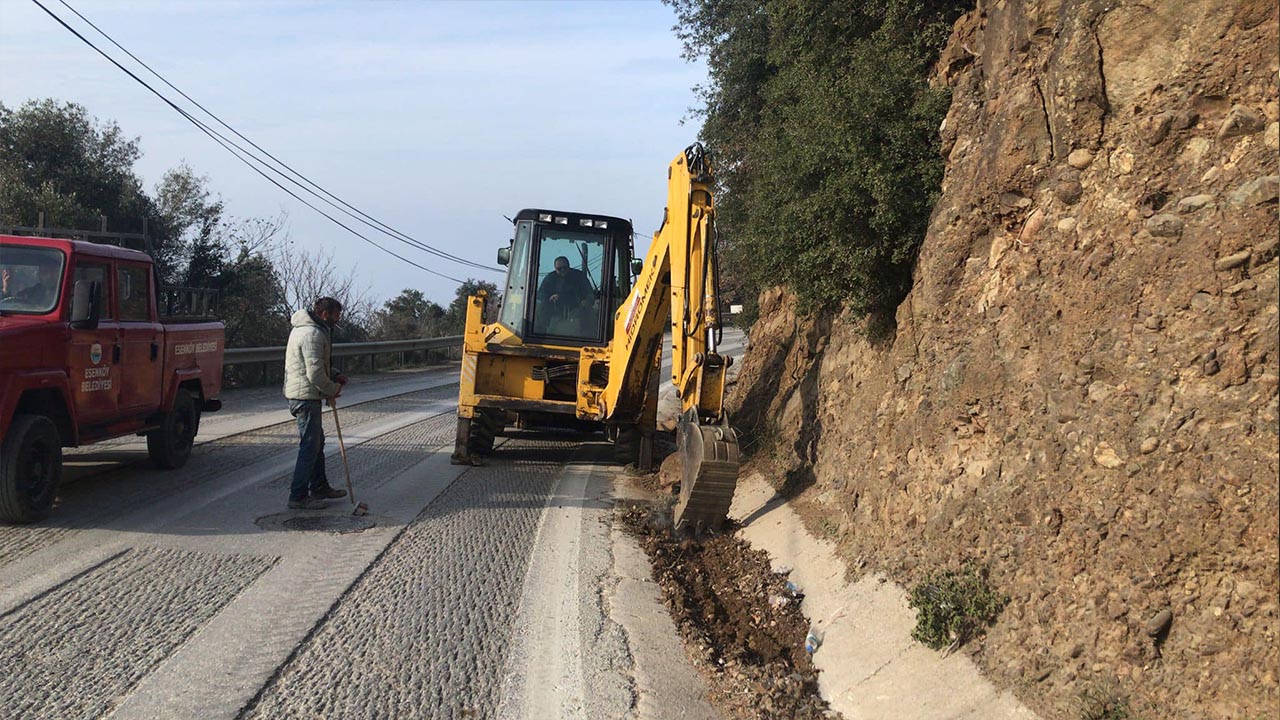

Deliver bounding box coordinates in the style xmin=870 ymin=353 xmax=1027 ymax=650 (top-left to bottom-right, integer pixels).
xmin=577 ymin=144 xmax=740 ymax=531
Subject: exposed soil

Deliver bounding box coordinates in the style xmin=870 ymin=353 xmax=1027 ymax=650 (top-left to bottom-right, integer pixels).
xmin=621 ymin=504 xmax=837 ymax=720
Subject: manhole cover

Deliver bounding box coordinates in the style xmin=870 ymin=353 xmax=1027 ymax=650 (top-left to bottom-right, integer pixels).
xmin=280 ymin=515 xmax=377 ymax=533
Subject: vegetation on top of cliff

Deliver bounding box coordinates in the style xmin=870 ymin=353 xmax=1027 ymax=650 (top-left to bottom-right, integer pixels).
xmin=668 ymin=0 xmax=969 ymax=328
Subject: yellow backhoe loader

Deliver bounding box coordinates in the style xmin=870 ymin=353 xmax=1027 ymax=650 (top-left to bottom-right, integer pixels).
xmin=451 ymin=143 xmax=738 ymax=531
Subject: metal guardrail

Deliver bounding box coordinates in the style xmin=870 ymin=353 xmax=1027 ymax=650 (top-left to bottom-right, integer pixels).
xmin=225 ymin=335 xmax=462 ymax=365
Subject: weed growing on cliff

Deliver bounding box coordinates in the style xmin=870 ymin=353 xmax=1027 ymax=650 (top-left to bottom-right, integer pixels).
xmin=907 ymin=563 xmax=1008 ymax=651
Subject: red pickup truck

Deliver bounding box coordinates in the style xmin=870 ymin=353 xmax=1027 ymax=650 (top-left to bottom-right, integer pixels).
xmin=0 ymin=235 xmax=225 ymax=523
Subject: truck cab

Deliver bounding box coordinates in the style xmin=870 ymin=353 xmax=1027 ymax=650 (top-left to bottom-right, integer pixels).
xmin=0 ymin=234 xmax=225 ymax=523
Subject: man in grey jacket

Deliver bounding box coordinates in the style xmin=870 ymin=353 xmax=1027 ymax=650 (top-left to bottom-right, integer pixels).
xmin=283 ymin=297 xmax=349 ymax=509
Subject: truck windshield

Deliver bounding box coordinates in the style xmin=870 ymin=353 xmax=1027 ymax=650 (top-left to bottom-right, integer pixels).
xmin=0 ymin=246 xmax=65 ymax=315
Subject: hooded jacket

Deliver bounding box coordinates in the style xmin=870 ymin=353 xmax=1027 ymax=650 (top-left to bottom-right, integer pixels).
xmin=283 ymin=309 xmax=341 ymax=400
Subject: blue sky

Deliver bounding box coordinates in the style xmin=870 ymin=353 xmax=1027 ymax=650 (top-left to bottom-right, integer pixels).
xmin=0 ymin=0 xmax=706 ymax=304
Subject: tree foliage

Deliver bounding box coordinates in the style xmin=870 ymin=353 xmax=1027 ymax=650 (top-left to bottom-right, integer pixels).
xmin=373 ymin=288 xmax=446 ymax=340
xmin=0 ymin=99 xmax=174 ymax=264
xmin=444 ymin=278 xmax=501 ymax=335
xmin=667 ymin=0 xmax=968 ymax=326
xmin=0 ymin=98 xmax=482 ymax=351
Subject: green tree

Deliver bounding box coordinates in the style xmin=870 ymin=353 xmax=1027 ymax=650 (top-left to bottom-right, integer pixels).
xmin=0 ymin=99 xmax=175 ymax=270
xmin=155 ymin=163 xmax=226 ymax=286
xmin=443 ymin=279 xmax=501 ymax=335
xmin=215 ymin=214 xmax=293 ymax=347
xmin=667 ymin=0 xmax=967 ymax=327
xmin=218 ymin=250 xmax=290 ymax=347
xmin=373 ymin=288 xmax=447 ymax=340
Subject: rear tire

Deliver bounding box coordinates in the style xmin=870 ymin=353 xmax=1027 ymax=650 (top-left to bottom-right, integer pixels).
xmin=147 ymin=389 xmax=198 ymax=469
xmin=0 ymin=414 xmax=62 ymax=523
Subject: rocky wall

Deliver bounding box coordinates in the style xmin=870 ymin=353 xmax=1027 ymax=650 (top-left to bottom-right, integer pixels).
xmin=729 ymin=2 xmax=1279 ymax=717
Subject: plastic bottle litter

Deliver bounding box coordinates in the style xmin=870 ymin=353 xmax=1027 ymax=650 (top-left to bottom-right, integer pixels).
xmin=804 ymin=626 xmax=824 ymax=654
xmin=768 ymin=594 xmax=791 ymax=609
xmin=785 ymin=580 xmax=805 ymax=600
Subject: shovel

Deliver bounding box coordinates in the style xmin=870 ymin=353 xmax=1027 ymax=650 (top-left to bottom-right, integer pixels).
xmin=329 ymin=398 xmax=369 ymax=516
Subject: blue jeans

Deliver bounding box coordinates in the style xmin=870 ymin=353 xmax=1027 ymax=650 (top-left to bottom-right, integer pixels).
xmin=289 ymin=400 xmax=332 ymax=501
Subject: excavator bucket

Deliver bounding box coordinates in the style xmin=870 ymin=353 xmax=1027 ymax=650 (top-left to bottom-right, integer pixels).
xmin=673 ymin=417 xmax=740 ymax=533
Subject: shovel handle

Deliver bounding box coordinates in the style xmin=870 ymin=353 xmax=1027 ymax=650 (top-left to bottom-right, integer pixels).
xmin=329 ymin=399 xmax=357 ymax=505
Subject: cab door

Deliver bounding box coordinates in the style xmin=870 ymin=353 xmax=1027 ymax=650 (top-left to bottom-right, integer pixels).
xmin=116 ymin=262 xmax=162 ymax=415
xmin=66 ymin=258 xmax=120 ymax=427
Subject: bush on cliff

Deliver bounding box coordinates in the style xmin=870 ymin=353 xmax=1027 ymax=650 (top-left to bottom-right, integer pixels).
xmin=667 ymin=0 xmax=969 ymax=327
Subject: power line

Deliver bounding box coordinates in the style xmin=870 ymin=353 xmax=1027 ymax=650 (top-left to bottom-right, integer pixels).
xmin=30 ymin=0 xmax=471 ymax=284
xmin=33 ymin=0 xmax=500 ymax=279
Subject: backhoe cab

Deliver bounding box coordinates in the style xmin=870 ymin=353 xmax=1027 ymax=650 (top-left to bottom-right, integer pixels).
xmin=453 ymin=144 xmax=740 ymax=532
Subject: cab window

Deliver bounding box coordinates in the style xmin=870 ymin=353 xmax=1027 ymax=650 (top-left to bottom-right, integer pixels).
xmin=611 ymin=238 xmax=633 ymax=319
xmin=498 ymin=221 xmax=533 ymax=332
xmin=0 ymin=246 xmax=65 ymax=315
xmin=73 ymin=261 xmax=113 ymax=319
xmin=531 ymin=228 xmax=606 ymax=341
xmin=117 ymin=264 xmax=150 ymax=321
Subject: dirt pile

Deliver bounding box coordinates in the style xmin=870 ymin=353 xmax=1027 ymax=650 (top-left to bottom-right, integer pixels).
xmin=729 ymin=2 xmax=1278 ymax=718
xmin=622 ymin=506 xmax=833 ymax=720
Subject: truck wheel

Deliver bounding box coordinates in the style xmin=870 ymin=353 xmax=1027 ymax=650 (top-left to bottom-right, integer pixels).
xmin=467 ymin=410 xmax=501 ymax=456
xmin=147 ymin=389 xmax=197 ymax=469
xmin=0 ymin=414 xmax=63 ymax=523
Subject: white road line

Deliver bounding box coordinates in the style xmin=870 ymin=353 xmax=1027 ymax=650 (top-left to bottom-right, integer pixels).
xmin=496 ymin=455 xmax=595 ymax=719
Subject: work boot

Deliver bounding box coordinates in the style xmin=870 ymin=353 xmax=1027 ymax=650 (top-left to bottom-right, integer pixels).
xmin=287 ymin=497 xmax=328 ymax=510
xmin=311 ymin=486 xmax=348 ymax=500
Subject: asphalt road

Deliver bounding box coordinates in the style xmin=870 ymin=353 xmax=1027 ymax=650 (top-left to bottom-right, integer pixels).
xmin=0 ymin=332 xmax=747 ymax=720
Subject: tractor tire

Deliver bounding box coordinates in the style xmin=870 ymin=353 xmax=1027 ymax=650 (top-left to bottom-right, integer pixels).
xmin=0 ymin=414 xmax=63 ymax=523
xmin=147 ymin=389 xmax=198 ymax=469
xmin=467 ymin=410 xmax=501 ymax=456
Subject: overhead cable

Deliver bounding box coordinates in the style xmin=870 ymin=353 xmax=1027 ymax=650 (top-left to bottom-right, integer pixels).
xmin=33 ymin=0 xmax=499 ymax=278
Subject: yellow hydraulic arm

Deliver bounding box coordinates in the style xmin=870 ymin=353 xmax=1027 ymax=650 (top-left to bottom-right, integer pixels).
xmin=577 ymin=143 xmax=740 ymax=531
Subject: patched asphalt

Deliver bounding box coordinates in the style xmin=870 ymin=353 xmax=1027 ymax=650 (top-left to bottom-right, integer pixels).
xmin=0 ymin=547 xmax=275 ymax=720
xmin=241 ymin=437 xmax=575 ymax=720
xmin=0 ymin=387 xmax=453 ymax=572
xmin=0 ymin=368 xmax=719 ymax=720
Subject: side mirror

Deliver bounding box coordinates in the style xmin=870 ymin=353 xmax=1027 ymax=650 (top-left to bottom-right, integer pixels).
xmin=70 ymin=279 xmax=100 ymax=329
xmin=630 ymin=258 xmax=644 ymax=276
xmin=497 ymin=246 xmax=512 ymax=266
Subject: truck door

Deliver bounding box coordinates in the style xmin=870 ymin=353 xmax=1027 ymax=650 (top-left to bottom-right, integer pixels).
xmin=67 ymin=259 xmax=119 ymax=427
xmin=116 ymin=262 xmax=162 ymax=415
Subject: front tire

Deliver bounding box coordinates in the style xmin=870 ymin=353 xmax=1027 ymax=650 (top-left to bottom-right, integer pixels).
xmin=147 ymin=389 xmax=198 ymax=469
xmin=468 ymin=410 xmax=501 ymax=456
xmin=0 ymin=414 xmax=63 ymax=523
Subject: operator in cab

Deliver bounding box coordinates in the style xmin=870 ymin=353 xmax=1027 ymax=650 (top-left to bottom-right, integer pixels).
xmin=0 ymin=260 xmax=61 ymax=312
xmin=536 ymin=255 xmax=594 ymax=335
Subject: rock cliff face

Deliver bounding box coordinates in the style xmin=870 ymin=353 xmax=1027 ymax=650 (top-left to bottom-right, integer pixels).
xmin=729 ymin=2 xmax=1278 ymax=717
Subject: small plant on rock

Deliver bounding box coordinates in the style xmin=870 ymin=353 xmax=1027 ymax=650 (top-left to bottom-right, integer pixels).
xmin=1079 ymin=682 xmax=1134 ymax=720
xmin=908 ymin=563 xmax=1008 ymax=652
